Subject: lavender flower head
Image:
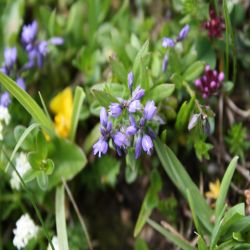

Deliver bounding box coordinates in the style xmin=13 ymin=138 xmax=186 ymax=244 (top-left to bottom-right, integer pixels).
xmin=110 ymin=103 xmax=122 ymax=118
xmin=195 ymin=65 xmax=224 ymax=98
xmin=93 ymin=138 xmax=108 ymax=157
xmin=128 ymin=71 xmax=134 ymax=91
xmin=21 ymin=21 xmax=38 ymax=45
xmin=144 ymin=101 xmax=157 ymax=120
xmin=0 ymin=92 xmax=11 ymax=107
xmin=4 ymin=47 xmax=17 ymax=68
xmin=177 ymin=24 xmax=190 ymax=42
xmin=142 ymin=134 xmax=153 ymax=155
xmin=93 ymin=79 xmax=160 ymax=159
xmin=21 ymin=21 xmax=63 ymax=69
xmin=162 ymin=38 xmax=175 ymax=48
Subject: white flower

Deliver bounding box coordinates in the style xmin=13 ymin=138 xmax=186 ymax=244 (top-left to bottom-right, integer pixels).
xmin=13 ymin=213 xmax=39 ymax=249
xmin=0 ymin=106 xmax=10 ymax=125
xmin=10 ymin=152 xmax=31 ymax=190
xmin=47 ymin=236 xmax=59 ymax=250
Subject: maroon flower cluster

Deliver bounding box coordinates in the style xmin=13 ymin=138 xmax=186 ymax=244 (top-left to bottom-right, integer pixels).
xmin=203 ymin=7 xmax=225 ymax=38
xmin=195 ymin=65 xmax=224 ymax=99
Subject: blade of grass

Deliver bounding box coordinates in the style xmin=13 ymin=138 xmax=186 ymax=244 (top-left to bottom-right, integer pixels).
xmin=56 ymin=185 xmax=69 ymax=250
xmin=38 ymin=91 xmax=51 ymax=121
xmin=63 ymin=179 xmax=93 ymax=250
xmin=215 ymin=156 xmax=239 ymax=220
xmin=154 ymin=138 xmax=213 ymax=233
xmin=1 ymin=149 xmax=55 ymax=250
xmin=187 ymin=189 xmax=202 ymax=235
xmin=69 ymin=87 xmax=85 ymax=142
xmin=0 ymin=72 xmax=54 ymax=134
xmin=147 ymin=219 xmax=196 ymax=250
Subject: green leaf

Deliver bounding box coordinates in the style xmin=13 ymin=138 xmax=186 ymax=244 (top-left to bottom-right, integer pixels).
xmin=1 ymin=0 xmax=25 ymax=44
xmin=215 ymin=156 xmax=239 ymax=220
xmin=110 ymin=58 xmax=128 ymax=84
xmin=187 ymin=189 xmax=202 ymax=235
xmin=135 ymin=238 xmax=149 ymax=250
xmin=133 ymin=40 xmax=149 ymax=80
xmin=36 ymin=171 xmax=48 ymax=191
xmin=48 ymin=137 xmax=87 ymax=189
xmin=14 ymin=125 xmax=35 ymax=151
xmin=197 ymin=235 xmax=208 ymax=250
xmin=0 ymin=72 xmax=54 ymax=134
xmin=183 ymin=61 xmax=205 ymax=82
xmin=69 ymin=87 xmax=86 ymax=142
xmin=147 ymin=219 xmax=195 ymax=250
xmin=154 ymin=138 xmax=213 ymax=232
xmin=28 ymin=151 xmax=42 ymax=170
xmin=56 ymin=185 xmax=69 ymax=250
xmin=36 ymin=130 xmax=48 ymax=159
xmin=175 ymin=97 xmax=195 ymax=131
xmin=91 ymin=89 xmax=119 ymax=108
xmin=134 ymin=169 xmax=162 ymax=237
xmin=6 ymin=123 xmax=40 ymax=171
xmin=146 ymin=84 xmax=175 ymax=103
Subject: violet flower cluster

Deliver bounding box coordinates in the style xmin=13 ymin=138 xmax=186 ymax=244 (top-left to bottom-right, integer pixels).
xmin=21 ymin=21 xmax=63 ymax=69
xmin=0 ymin=20 xmax=63 ymax=108
xmin=195 ymin=65 xmax=224 ymax=99
xmin=161 ymin=24 xmax=190 ymax=72
xmin=93 ymin=72 xmax=159 ymax=159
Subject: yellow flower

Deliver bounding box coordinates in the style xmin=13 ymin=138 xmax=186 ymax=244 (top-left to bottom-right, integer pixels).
xmin=205 ymin=179 xmax=221 ymax=200
xmin=49 ymin=87 xmax=73 ymax=138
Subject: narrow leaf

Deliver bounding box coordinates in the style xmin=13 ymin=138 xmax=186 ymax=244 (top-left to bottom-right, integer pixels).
xmin=56 ymin=185 xmax=69 ymax=250
xmin=147 ymin=219 xmax=195 ymax=250
xmin=69 ymin=87 xmax=85 ymax=142
xmin=215 ymin=156 xmax=239 ymax=220
xmin=154 ymin=138 xmax=213 ymax=232
xmin=0 ymin=72 xmax=54 ymax=134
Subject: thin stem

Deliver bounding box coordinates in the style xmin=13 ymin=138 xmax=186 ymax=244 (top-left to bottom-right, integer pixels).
xmin=62 ymin=179 xmax=93 ymax=250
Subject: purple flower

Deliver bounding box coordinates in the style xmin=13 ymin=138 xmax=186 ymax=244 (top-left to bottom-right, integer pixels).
xmin=128 ymin=100 xmax=141 ymax=113
xmin=21 ymin=21 xmax=38 ymax=44
xmin=188 ymin=114 xmax=200 ymax=130
xmin=0 ymin=67 xmax=7 ymax=75
xmin=132 ymin=86 xmax=145 ymax=101
xmin=50 ymin=37 xmax=64 ymax=45
xmin=109 ymin=103 xmax=122 ymax=118
xmin=4 ymin=47 xmax=17 ymax=68
xmin=100 ymin=107 xmax=108 ymax=127
xmin=16 ymin=78 xmax=26 ymax=90
xmin=177 ymin=24 xmax=190 ymax=42
xmin=144 ymin=101 xmax=157 ymax=120
xmin=142 ymin=134 xmax=153 ymax=155
xmin=0 ymin=92 xmax=11 ymax=107
xmin=113 ymin=131 xmax=130 ymax=148
xmin=195 ymin=65 xmax=224 ymax=98
xmin=126 ymin=125 xmax=137 ymax=136
xmin=162 ymin=54 xmax=168 ymax=72
xmin=135 ymin=136 xmax=142 ymax=159
xmin=38 ymin=41 xmax=48 ymax=56
xmin=129 ymin=115 xmax=136 ymax=127
xmin=128 ymin=71 xmax=134 ymax=90
xmin=162 ymin=37 xmax=175 ymax=48
xmin=93 ymin=138 xmax=108 ymax=157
